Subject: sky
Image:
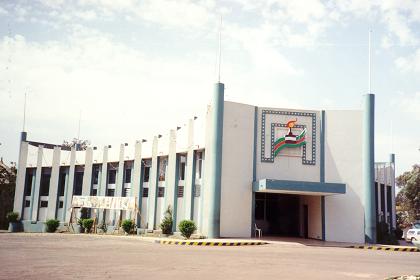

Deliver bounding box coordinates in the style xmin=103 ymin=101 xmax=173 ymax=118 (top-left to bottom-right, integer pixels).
xmin=0 ymin=0 xmax=419 ymax=176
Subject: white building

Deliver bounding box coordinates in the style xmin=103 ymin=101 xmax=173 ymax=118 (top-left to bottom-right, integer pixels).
xmin=13 ymin=83 xmax=396 ymax=243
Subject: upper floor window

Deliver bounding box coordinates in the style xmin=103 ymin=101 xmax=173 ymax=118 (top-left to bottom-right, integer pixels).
xmin=195 ymin=151 xmax=204 ymax=179
xmin=108 ymin=169 xmax=116 ymax=184
xmin=159 ymin=157 xmax=168 ymax=181
xmin=179 ymin=155 xmax=187 ymax=180
xmin=40 ymin=168 xmax=51 ymax=196
xmin=125 ymin=168 xmax=131 ymax=183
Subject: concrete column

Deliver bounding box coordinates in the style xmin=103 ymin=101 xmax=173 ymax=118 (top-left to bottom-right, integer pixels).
xmin=31 ymin=145 xmax=44 ymax=222
xmin=63 ymin=147 xmax=76 ymax=222
xmin=165 ymin=130 xmax=179 ymax=232
xmin=204 ymin=83 xmax=224 ymax=238
xmin=131 ymin=141 xmax=143 ymax=228
xmin=390 ymin=153 xmax=396 ymax=228
xmin=320 ymin=110 xmax=326 ymax=241
xmin=184 ymin=119 xmax=196 ymax=220
xmin=46 ymin=146 xmax=61 ymax=220
xmin=13 ymin=135 xmax=29 ymax=216
xmin=82 ymin=147 xmax=93 ymax=196
xmin=98 ymin=146 xmax=109 ymax=196
xmin=363 ymin=93 xmax=376 ymax=244
xmin=147 ymin=136 xmax=159 ymax=231
xmin=115 ymin=144 xmax=125 ymax=197
xmin=383 ymin=163 xmax=388 ymax=224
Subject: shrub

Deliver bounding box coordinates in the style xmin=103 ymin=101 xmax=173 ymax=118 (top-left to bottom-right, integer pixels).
xmin=77 ymin=218 xmax=85 ymax=233
xmin=160 ymin=206 xmax=173 ymax=234
xmin=178 ymin=220 xmax=196 ymax=239
xmin=82 ymin=218 xmax=94 ymax=233
xmin=45 ymin=219 xmax=60 ymax=233
xmin=6 ymin=212 xmax=19 ymax=223
xmin=122 ymin=219 xmax=134 ymax=234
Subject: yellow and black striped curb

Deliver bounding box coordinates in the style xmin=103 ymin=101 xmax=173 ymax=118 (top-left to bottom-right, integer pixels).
xmin=155 ymin=240 xmax=268 ymax=246
xmin=348 ymin=245 xmax=420 ymax=252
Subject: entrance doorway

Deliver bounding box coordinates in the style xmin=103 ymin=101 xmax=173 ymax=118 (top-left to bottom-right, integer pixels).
xmin=255 ymin=193 xmax=300 ymax=236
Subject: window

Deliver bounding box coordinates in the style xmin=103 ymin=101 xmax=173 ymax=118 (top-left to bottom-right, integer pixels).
xmin=177 ymin=186 xmax=184 ymax=197
xmin=40 ymin=169 xmax=51 ymax=196
xmin=107 ymin=189 xmax=115 ymax=197
xmin=108 ymin=170 xmax=116 ymax=184
xmin=196 ymin=151 xmax=203 ymax=179
xmin=40 ymin=201 xmax=48 ymax=208
xmin=93 ymin=167 xmax=99 ymax=185
xmin=24 ymin=169 xmax=34 ymax=196
xmin=58 ymin=172 xmax=66 ymax=196
xmin=25 ymin=200 xmax=30 ymax=207
xmin=143 ymin=166 xmax=150 ymax=182
xmin=124 ymin=188 xmax=131 ymax=197
xmin=179 ymin=155 xmax=187 ymax=180
xmin=92 ymin=189 xmax=97 ymax=196
xmin=159 ymin=158 xmax=168 ymax=181
xmin=158 ymin=187 xmax=165 ymax=197
xmin=73 ymin=172 xmax=83 ymax=195
xmin=142 ymin=188 xmax=149 ymax=197
xmin=58 ymin=201 xmax=64 ymax=208
xmin=125 ymin=168 xmax=131 ymax=183
xmin=194 ymin=185 xmax=201 ymax=197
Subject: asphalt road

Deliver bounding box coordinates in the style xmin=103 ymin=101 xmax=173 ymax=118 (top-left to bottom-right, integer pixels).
xmin=0 ymin=233 xmax=419 ymax=280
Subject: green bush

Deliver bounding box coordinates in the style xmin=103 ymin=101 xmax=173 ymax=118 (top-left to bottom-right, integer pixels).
xmin=77 ymin=218 xmax=85 ymax=233
xmin=82 ymin=218 xmax=94 ymax=233
xmin=122 ymin=219 xmax=134 ymax=234
xmin=45 ymin=219 xmax=60 ymax=233
xmin=178 ymin=220 xmax=196 ymax=239
xmin=6 ymin=212 xmax=19 ymax=223
xmin=160 ymin=206 xmax=173 ymax=234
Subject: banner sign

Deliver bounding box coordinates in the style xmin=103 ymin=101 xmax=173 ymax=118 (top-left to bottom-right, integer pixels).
xmin=71 ymin=196 xmax=136 ymax=210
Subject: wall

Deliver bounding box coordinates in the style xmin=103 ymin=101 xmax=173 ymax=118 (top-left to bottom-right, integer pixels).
xmin=220 ymin=101 xmax=255 ymax=237
xmin=299 ymin=195 xmax=322 ymax=239
xmin=324 ymin=110 xmax=364 ymax=243
xmin=256 ymin=108 xmax=320 ymax=183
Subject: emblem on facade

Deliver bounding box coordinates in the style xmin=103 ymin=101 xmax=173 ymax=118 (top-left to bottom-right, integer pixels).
xmin=273 ymin=119 xmax=306 ymax=156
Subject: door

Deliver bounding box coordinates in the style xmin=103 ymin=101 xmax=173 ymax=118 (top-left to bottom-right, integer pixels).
xmin=303 ymin=205 xmax=309 ymax=239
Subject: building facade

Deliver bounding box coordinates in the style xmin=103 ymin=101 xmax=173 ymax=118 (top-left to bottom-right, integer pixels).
xmin=13 ymin=83 xmax=396 ymax=243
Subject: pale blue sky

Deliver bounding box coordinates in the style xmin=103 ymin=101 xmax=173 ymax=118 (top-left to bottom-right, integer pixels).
xmin=0 ymin=0 xmax=419 ymax=175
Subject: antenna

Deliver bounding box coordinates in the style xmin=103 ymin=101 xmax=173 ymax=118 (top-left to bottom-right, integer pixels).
xmin=77 ymin=110 xmax=82 ymax=141
xmin=23 ymin=91 xmax=27 ymax=131
xmin=217 ymin=15 xmax=222 ymax=83
xmin=368 ymin=30 xmax=372 ymax=94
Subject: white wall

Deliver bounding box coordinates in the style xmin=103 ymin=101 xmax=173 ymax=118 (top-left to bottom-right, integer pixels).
xmin=220 ymin=101 xmax=255 ymax=238
xmin=324 ymin=110 xmax=364 ymax=243
xmin=256 ymin=107 xmax=320 ymax=183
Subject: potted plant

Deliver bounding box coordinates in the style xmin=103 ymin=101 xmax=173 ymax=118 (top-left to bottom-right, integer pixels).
xmin=121 ymin=219 xmax=134 ymax=235
xmin=82 ymin=218 xmax=94 ymax=233
xmin=6 ymin=212 xmax=21 ymax=233
xmin=159 ymin=206 xmax=173 ymax=236
xmin=76 ymin=218 xmax=85 ymax=233
xmin=45 ymin=219 xmax=60 ymax=233
xmin=178 ymin=220 xmax=197 ymax=239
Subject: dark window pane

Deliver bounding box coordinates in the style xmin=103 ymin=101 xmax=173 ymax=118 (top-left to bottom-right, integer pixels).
xmin=107 ymin=189 xmax=115 ymax=197
xmin=73 ymin=172 xmax=84 ymax=195
xmin=93 ymin=169 xmax=99 ymax=185
xmin=24 ymin=169 xmax=33 ymax=196
xmin=25 ymin=200 xmax=30 ymax=207
xmin=58 ymin=172 xmax=66 ymax=196
xmin=40 ymin=201 xmax=48 ymax=208
xmin=40 ymin=169 xmax=51 ymax=196
xmin=92 ymin=189 xmax=97 ymax=196
xmin=158 ymin=187 xmax=165 ymax=197
xmin=58 ymin=201 xmax=64 ymax=208
xmin=143 ymin=167 xmax=150 ymax=182
xmin=180 ymin=162 xmax=186 ymax=180
xmin=108 ymin=170 xmax=116 ymax=184
xmin=142 ymin=188 xmax=149 ymax=197
xmin=125 ymin=169 xmax=131 ymax=183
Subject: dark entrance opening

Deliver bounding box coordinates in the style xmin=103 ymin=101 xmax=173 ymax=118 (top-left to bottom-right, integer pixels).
xmin=255 ymin=193 xmax=300 ymax=236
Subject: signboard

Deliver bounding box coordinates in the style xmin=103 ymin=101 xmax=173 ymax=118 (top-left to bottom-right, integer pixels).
xmin=71 ymin=196 xmax=136 ymax=211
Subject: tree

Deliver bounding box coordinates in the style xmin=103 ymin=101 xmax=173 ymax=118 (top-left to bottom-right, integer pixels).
xmin=0 ymin=161 xmax=16 ymax=229
xmin=62 ymin=138 xmax=90 ymax=151
xmin=396 ymin=164 xmax=420 ymax=227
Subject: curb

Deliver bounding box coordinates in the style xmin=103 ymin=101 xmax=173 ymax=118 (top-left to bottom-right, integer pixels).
xmin=155 ymin=240 xmax=268 ymax=246
xmin=348 ymin=245 xmax=420 ymax=252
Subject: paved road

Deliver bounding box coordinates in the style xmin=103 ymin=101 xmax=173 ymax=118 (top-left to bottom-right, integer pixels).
xmin=0 ymin=233 xmax=419 ymax=280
